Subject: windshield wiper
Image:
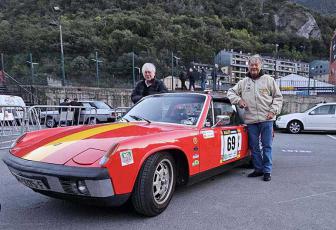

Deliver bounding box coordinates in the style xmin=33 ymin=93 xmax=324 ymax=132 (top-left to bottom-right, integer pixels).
xmin=129 ymin=115 xmax=151 ymax=124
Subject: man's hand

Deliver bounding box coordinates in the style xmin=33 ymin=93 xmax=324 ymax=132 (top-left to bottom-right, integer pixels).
xmin=238 ymin=99 xmax=248 ymax=109
xmin=266 ymin=112 xmax=275 ymax=120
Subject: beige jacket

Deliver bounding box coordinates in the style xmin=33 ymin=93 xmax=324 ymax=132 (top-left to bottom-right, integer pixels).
xmin=227 ymin=74 xmax=283 ymax=124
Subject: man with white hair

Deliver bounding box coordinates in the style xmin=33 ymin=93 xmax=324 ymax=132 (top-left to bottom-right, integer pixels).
xmin=131 ymin=63 xmax=168 ymax=103
xmin=227 ymin=55 xmax=283 ymax=182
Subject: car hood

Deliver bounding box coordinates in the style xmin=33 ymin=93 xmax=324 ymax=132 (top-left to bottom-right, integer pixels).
xmin=11 ymin=122 xmax=187 ymax=165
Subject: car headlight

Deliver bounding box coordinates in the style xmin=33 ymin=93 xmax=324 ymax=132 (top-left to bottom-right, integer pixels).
xmin=99 ymin=144 xmax=119 ymax=166
xmin=277 ymin=117 xmax=281 ymax=121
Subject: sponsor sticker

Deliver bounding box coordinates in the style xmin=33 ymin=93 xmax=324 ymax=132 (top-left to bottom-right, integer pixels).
xmin=193 ymin=137 xmax=198 ymax=144
xmin=192 ymin=160 xmax=199 ymax=167
xmin=193 ymin=153 xmax=199 ymax=159
xmin=223 ymin=130 xmax=231 ymax=135
xmin=201 ymin=130 xmax=215 ymax=139
xmin=120 ymin=150 xmax=134 ymax=166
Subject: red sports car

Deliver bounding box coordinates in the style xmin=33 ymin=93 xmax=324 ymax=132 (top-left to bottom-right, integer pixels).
xmin=4 ymin=93 xmax=250 ymax=216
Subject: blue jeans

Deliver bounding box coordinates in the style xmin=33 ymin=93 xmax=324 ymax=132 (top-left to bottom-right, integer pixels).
xmin=247 ymin=121 xmax=273 ymax=173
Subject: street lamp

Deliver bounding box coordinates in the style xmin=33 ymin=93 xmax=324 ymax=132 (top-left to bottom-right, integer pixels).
xmin=275 ymin=43 xmax=281 ymax=87
xmin=91 ymin=51 xmax=103 ymax=88
xmin=51 ymin=6 xmax=66 ymax=86
xmin=171 ymin=52 xmax=180 ymax=90
xmin=135 ymin=67 xmax=141 ymax=81
xmin=26 ymin=53 xmax=38 ymax=85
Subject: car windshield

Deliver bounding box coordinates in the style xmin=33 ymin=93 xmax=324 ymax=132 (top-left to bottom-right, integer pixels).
xmin=124 ymin=94 xmax=206 ymax=125
xmin=90 ymin=101 xmax=112 ymax=109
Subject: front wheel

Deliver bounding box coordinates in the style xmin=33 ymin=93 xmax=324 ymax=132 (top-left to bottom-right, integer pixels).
xmin=132 ymin=153 xmax=176 ymax=216
xmin=287 ymin=120 xmax=302 ymax=134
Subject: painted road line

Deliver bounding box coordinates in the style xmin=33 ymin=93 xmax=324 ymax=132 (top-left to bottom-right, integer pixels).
xmin=276 ymin=190 xmax=336 ymax=204
xmin=326 ymin=135 xmax=336 ymax=140
xmin=282 ymin=149 xmax=312 ymax=153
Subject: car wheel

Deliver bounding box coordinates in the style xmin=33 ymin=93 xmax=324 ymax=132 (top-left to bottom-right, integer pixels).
xmin=46 ymin=117 xmax=56 ymax=128
xmin=287 ymin=120 xmax=302 ymax=134
xmin=132 ymin=153 xmax=176 ymax=216
xmin=87 ymin=118 xmax=97 ymax=125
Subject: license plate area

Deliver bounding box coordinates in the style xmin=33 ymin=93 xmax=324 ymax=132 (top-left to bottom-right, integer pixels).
xmin=12 ymin=172 xmax=50 ymax=191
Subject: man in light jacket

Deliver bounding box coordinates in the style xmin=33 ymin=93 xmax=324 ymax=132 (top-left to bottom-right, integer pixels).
xmin=227 ymin=55 xmax=283 ymax=181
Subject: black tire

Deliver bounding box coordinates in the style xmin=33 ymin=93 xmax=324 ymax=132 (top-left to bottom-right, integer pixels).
xmin=86 ymin=117 xmax=97 ymax=125
xmin=287 ymin=120 xmax=303 ymax=134
xmin=132 ymin=152 xmax=176 ymax=217
xmin=46 ymin=117 xmax=56 ymax=128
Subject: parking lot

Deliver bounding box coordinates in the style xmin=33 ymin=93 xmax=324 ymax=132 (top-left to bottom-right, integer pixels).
xmin=1 ymin=132 xmax=336 ymax=230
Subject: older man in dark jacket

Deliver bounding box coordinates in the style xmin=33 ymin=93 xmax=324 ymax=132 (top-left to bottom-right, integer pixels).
xmin=131 ymin=63 xmax=168 ymax=104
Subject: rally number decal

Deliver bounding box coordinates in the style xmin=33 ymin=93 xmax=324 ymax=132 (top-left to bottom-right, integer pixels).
xmin=221 ymin=131 xmax=242 ymax=161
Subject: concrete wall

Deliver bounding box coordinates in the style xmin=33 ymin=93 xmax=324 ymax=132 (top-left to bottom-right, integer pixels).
xmin=41 ymin=86 xmax=134 ymax=108
xmin=281 ymin=94 xmax=336 ymax=114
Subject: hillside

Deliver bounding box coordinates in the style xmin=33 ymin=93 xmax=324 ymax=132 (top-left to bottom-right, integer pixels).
xmin=0 ymin=0 xmax=335 ymax=87
xmin=291 ymin=0 xmax=336 ymax=15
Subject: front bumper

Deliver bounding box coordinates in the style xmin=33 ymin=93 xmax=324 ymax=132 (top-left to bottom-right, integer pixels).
xmin=3 ymin=153 xmax=130 ymax=206
xmin=275 ymin=121 xmax=287 ymax=129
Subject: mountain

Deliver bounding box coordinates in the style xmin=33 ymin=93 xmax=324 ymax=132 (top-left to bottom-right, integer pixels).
xmin=291 ymin=0 xmax=336 ymax=15
xmin=0 ymin=0 xmax=335 ymax=87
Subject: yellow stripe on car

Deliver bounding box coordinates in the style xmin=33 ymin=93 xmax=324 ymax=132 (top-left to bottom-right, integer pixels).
xmin=23 ymin=123 xmax=131 ymax=161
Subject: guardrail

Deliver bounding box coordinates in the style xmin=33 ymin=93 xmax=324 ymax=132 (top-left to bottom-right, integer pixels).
xmin=0 ymin=105 xmax=130 ymax=149
xmin=30 ymin=105 xmax=97 ymax=128
xmin=0 ymin=105 xmax=26 ymax=149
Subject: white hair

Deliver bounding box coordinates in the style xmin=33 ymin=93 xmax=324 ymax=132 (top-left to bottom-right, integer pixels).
xmin=142 ymin=63 xmax=156 ymax=75
xmin=248 ymin=55 xmax=263 ymax=66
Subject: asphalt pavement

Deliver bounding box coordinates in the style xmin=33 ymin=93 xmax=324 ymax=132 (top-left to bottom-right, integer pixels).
xmin=1 ymin=132 xmax=336 ymax=230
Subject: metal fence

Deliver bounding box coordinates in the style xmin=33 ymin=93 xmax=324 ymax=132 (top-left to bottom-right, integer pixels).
xmin=0 ymin=105 xmax=130 ymax=149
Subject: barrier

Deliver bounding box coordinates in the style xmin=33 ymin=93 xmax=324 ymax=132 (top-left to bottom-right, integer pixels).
xmin=0 ymin=105 xmax=129 ymax=149
xmin=0 ymin=105 xmax=27 ymax=149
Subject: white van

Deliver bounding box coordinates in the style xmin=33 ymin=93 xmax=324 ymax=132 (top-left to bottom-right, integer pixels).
xmin=0 ymin=95 xmax=26 ymax=122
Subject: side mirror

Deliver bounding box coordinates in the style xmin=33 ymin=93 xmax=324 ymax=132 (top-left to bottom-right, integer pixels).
xmin=309 ymin=111 xmax=315 ymax=115
xmin=214 ymin=115 xmax=231 ymax=127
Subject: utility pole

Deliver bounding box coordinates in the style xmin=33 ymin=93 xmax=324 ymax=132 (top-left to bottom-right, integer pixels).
xmin=0 ymin=53 xmax=4 ymax=85
xmin=26 ymin=53 xmax=38 ymax=85
xmin=91 ymin=51 xmax=103 ymax=88
xmin=171 ymin=52 xmax=174 ymax=91
xmin=132 ymin=52 xmax=135 ymax=87
xmin=275 ymin=44 xmax=280 ymax=88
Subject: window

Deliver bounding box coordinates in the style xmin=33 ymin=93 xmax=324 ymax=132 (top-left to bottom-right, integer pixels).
xmin=310 ymin=105 xmax=336 ymax=115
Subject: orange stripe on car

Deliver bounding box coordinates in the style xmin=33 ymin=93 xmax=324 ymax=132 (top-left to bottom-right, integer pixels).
xmin=23 ymin=123 xmax=131 ymax=161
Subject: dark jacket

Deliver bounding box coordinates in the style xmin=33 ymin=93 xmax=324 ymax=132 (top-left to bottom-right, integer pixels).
xmin=131 ymin=79 xmax=168 ymax=104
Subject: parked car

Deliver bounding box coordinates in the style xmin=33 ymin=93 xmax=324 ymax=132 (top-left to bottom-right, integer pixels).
xmin=0 ymin=95 xmax=26 ymax=124
xmin=275 ymin=102 xmax=336 ymax=134
xmin=4 ymin=93 xmax=250 ymax=216
xmin=40 ymin=100 xmax=116 ymax=128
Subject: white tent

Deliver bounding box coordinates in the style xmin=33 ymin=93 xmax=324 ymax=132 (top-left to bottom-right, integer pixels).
xmin=275 ymin=74 xmax=335 ymax=95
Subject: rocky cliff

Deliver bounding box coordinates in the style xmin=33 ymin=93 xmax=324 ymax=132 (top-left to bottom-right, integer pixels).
xmin=274 ymin=3 xmax=322 ymax=40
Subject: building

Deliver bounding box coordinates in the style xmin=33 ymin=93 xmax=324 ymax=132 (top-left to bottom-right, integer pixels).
xmin=215 ymin=50 xmax=310 ymax=83
xmin=329 ymin=30 xmax=336 ymax=84
xmin=309 ymin=60 xmax=329 ymax=82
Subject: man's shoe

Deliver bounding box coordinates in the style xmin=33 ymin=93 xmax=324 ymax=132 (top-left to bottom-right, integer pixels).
xmin=247 ymin=171 xmax=264 ymax=177
xmin=263 ymin=173 xmax=271 ymax=181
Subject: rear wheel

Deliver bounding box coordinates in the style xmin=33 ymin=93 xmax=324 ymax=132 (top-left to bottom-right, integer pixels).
xmin=287 ymin=120 xmax=302 ymax=134
xmin=132 ymin=153 xmax=176 ymax=216
xmin=46 ymin=117 xmax=56 ymax=128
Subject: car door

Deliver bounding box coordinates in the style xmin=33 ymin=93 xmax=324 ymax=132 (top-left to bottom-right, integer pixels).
xmin=199 ymin=100 xmax=249 ymax=172
xmin=305 ymin=104 xmax=336 ymax=130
